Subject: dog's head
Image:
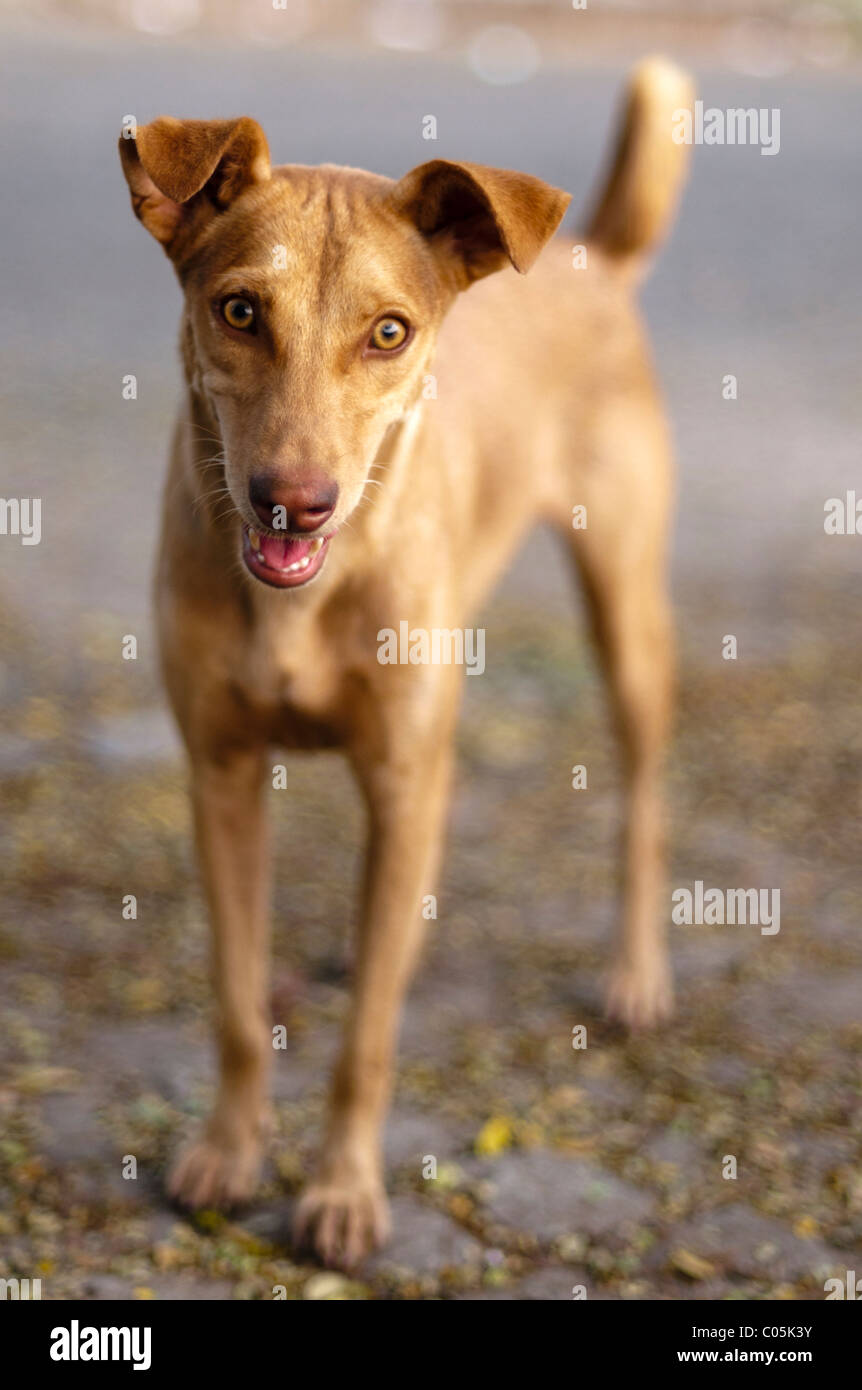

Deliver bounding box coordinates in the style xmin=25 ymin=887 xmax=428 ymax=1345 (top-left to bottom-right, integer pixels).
xmin=120 ymin=117 xmax=569 ymax=589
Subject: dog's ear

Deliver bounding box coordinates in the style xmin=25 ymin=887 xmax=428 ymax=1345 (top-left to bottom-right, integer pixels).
xmin=389 ymin=159 xmax=570 ymax=287
xmin=118 ymin=116 xmax=271 ymax=257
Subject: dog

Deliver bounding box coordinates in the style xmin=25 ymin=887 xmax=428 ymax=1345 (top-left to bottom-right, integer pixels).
xmin=119 ymin=57 xmax=693 ymax=1268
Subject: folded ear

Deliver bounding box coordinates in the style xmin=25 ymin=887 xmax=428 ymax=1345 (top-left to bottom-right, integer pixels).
xmin=118 ymin=116 xmax=270 ymax=257
xmin=389 ymin=159 xmax=570 ymax=287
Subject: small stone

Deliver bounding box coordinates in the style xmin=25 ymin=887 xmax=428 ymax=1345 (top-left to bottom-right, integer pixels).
xmin=366 ymin=1197 xmax=482 ymax=1276
xmin=670 ymin=1247 xmax=717 ymax=1281
xmin=555 ymin=1233 xmax=588 ymax=1263
xmin=478 ymin=1150 xmax=654 ymax=1243
xmin=303 ymin=1272 xmax=362 ymax=1301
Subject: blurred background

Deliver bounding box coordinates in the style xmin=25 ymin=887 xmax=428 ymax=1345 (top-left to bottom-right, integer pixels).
xmin=0 ymin=0 xmax=861 ymax=1300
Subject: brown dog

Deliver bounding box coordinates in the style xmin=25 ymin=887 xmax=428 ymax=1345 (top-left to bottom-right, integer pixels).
xmin=119 ymin=57 xmax=693 ymax=1268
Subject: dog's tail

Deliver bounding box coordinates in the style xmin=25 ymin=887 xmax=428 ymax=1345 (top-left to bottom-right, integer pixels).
xmin=585 ymin=57 xmax=695 ymax=278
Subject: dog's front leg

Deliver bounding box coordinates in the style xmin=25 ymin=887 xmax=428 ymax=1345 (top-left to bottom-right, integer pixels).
xmin=169 ymin=747 xmax=272 ymax=1209
xmin=295 ymin=680 xmax=457 ymax=1268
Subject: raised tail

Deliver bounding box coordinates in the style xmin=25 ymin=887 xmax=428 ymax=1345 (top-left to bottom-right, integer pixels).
xmin=585 ymin=57 xmax=695 ymax=276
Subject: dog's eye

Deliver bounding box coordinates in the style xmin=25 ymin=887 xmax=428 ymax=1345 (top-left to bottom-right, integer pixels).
xmin=222 ymin=297 xmax=255 ymax=332
xmin=369 ymin=316 xmax=408 ymax=352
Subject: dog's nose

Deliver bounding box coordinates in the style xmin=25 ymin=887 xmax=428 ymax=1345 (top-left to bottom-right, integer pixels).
xmin=249 ymin=475 xmax=338 ymax=532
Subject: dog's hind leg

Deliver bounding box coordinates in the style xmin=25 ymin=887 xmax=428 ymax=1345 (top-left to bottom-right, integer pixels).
xmin=557 ymin=398 xmax=675 ymax=1027
xmin=168 ymin=746 xmax=272 ymax=1208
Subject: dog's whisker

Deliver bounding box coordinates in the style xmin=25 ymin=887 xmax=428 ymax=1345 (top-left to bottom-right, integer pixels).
xmin=192 ymin=489 xmax=235 ymax=519
xmin=186 ymin=422 xmax=225 ymax=443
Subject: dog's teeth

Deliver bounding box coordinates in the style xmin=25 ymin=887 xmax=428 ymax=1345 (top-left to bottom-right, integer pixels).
xmin=248 ymin=528 xmax=261 ymax=552
xmin=308 ymin=538 xmax=324 ymax=556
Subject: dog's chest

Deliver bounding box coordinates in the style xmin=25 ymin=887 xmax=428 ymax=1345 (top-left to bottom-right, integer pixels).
xmin=239 ymin=601 xmax=350 ymax=748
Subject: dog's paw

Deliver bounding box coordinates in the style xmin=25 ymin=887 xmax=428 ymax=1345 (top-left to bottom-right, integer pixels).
xmin=293 ymin=1180 xmax=390 ymax=1270
xmin=605 ymin=958 xmax=673 ymax=1029
xmin=167 ymin=1132 xmax=263 ymax=1211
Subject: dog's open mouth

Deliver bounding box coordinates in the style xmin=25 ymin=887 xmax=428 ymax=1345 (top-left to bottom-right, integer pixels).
xmin=241 ymin=525 xmax=331 ymax=589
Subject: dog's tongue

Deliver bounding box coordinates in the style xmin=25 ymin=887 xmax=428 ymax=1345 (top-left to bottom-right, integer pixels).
xmin=258 ymin=534 xmax=313 ymax=570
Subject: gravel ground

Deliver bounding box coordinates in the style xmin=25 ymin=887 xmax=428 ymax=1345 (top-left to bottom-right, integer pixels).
xmin=2 ymin=591 xmax=860 ymax=1299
